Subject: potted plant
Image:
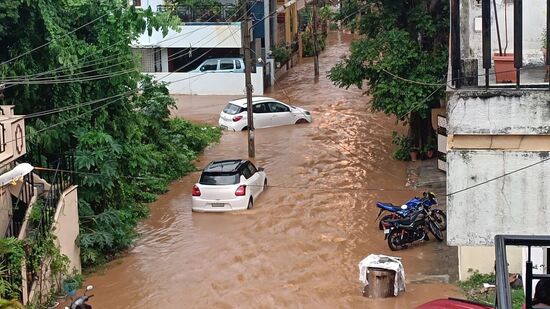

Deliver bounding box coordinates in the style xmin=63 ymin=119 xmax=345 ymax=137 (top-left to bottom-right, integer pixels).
xmin=391 ymin=132 xmax=412 ymax=161
xmin=409 ymin=146 xmax=419 ymax=162
xmin=424 ymin=136 xmax=437 ymax=159
xmin=62 ymin=271 xmax=83 ymax=297
xmin=493 ymin=0 xmax=516 ymax=83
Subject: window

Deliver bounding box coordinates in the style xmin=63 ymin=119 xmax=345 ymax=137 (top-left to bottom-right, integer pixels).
xmin=223 ymin=103 xmax=245 ymax=115
xmin=241 ymin=165 xmax=252 ymax=179
xmin=219 ymin=60 xmax=234 ymax=70
xmin=267 ymin=102 xmax=290 ymax=113
xmin=199 ymin=172 xmax=240 ymax=185
xmin=247 ymin=163 xmax=257 ymax=176
xmin=235 ymin=60 xmax=241 ymax=70
xmin=200 ymin=60 xmax=218 ymax=72
xmin=253 ymin=103 xmax=269 ymax=113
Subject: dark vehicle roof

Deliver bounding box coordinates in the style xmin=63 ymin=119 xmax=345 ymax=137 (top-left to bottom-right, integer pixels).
xmin=203 ymin=159 xmax=249 ymax=173
xmin=416 ymin=298 xmax=493 ymax=309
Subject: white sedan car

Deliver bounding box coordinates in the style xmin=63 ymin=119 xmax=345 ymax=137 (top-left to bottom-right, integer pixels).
xmin=192 ymin=159 xmax=267 ymax=212
xmin=218 ymin=96 xmax=313 ymax=131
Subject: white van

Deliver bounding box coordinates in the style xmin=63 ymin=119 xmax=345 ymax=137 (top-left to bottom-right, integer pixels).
xmin=192 ymin=58 xmax=245 ymax=73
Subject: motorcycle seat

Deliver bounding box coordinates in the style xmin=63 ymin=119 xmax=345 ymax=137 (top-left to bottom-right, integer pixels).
xmin=376 ymin=202 xmax=402 ymax=211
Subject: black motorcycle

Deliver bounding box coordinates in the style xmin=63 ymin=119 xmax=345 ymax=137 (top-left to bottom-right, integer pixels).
xmin=382 ymin=204 xmax=444 ymax=251
xmin=65 ymin=285 xmax=94 ymax=309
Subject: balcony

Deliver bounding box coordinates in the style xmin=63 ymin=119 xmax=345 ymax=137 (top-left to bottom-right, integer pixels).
xmin=450 ymin=0 xmax=549 ymax=89
xmin=157 ymin=4 xmax=239 ymax=23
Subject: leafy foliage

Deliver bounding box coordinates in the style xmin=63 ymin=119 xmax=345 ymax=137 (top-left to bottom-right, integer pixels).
xmin=0 ymin=238 xmax=25 ymax=301
xmin=329 ymin=0 xmax=449 ymax=148
xmin=458 ymin=270 xmax=524 ymax=309
xmin=271 ymin=45 xmax=291 ymax=65
xmin=302 ymin=31 xmax=327 ymax=57
xmin=0 ymin=0 xmax=221 ymax=270
xmin=391 ymin=132 xmax=412 ymax=161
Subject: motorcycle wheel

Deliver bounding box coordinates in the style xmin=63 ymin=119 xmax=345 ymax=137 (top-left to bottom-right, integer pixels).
xmin=378 ymin=214 xmax=397 ymax=230
xmin=432 ymin=209 xmax=447 ymax=231
xmin=428 ymin=220 xmax=444 ymax=241
xmin=387 ymin=229 xmax=407 ymax=251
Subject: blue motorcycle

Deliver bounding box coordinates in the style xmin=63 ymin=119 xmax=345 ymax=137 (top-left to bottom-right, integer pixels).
xmin=375 ymin=192 xmax=446 ymax=231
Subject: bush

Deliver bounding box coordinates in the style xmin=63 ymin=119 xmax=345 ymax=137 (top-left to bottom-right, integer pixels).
xmin=458 ymin=270 xmax=525 ymax=309
xmin=271 ymin=45 xmax=291 ymax=66
xmin=392 ymin=132 xmax=412 ymax=161
xmin=302 ymin=31 xmax=327 ymax=57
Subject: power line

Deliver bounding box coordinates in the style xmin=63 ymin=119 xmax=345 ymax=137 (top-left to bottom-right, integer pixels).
xmin=1 ymin=3 xmax=233 ymax=87
xmin=0 ymin=13 xmax=109 ymax=67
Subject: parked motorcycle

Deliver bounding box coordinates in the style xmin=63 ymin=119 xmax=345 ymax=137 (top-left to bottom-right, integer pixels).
xmin=65 ymin=285 xmax=94 ymax=309
xmin=375 ymin=192 xmax=446 ymax=231
xmin=382 ymin=203 xmax=444 ymax=251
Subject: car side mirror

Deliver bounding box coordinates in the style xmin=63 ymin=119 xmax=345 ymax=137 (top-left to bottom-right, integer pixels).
xmin=258 ymin=167 xmax=264 ymax=172
xmin=200 ymin=66 xmax=205 ymax=72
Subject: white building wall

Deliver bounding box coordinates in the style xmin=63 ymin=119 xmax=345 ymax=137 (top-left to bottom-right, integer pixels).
xmin=447 ymin=150 xmax=550 ymax=246
xmin=447 ymin=91 xmax=550 ymax=135
xmin=150 ymin=66 xmax=264 ymax=95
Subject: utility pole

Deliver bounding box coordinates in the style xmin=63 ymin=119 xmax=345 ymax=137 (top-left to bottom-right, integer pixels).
xmin=312 ymin=0 xmax=320 ymax=77
xmin=242 ymin=2 xmax=255 ymax=158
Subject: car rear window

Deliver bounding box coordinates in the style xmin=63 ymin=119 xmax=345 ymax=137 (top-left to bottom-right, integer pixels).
xmin=223 ymin=103 xmax=244 ymax=115
xmin=199 ymin=172 xmax=240 ymax=185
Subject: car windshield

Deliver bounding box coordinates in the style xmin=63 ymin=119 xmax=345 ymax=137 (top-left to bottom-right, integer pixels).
xmin=223 ymin=103 xmax=244 ymax=115
xmin=199 ymin=172 xmax=240 ymax=185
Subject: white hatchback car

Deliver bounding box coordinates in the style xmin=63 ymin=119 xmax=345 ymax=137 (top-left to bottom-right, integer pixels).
xmin=191 ymin=159 xmax=267 ymax=212
xmin=218 ymin=97 xmax=313 ymax=131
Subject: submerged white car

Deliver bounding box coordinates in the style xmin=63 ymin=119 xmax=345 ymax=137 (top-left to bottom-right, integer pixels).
xmin=191 ymin=159 xmax=267 ymax=212
xmin=218 ymin=97 xmax=313 ymax=131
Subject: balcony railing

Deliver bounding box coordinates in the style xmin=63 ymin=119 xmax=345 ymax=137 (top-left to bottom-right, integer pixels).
xmin=450 ymin=0 xmax=549 ymax=89
xmin=495 ymin=235 xmax=550 ymax=309
xmin=157 ymin=4 xmax=239 ymax=23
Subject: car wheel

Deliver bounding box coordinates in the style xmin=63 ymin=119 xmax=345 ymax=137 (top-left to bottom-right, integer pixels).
xmin=263 ymin=178 xmax=268 ymax=190
xmin=247 ymin=197 xmax=253 ymax=209
xmin=241 ymin=126 xmax=248 ymax=131
xmin=295 ymin=118 xmax=309 ymax=124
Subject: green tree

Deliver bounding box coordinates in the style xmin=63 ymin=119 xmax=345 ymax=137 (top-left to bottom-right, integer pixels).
xmin=0 ymin=1 xmax=220 ymax=268
xmin=329 ymin=0 xmax=449 ymax=152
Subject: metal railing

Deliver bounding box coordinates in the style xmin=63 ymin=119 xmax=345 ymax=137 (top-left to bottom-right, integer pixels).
xmin=495 ymin=235 xmax=550 ymax=309
xmin=157 ymin=4 xmax=239 ymax=23
xmin=450 ymin=0 xmax=549 ymax=89
xmin=4 ymin=173 xmax=35 ymax=238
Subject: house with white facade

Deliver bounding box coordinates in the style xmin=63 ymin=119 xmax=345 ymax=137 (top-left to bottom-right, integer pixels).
xmin=131 ymin=0 xmax=272 ymax=95
xmin=446 ymin=0 xmax=549 ymax=280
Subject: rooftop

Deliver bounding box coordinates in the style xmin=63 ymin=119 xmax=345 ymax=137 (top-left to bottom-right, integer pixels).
xmin=204 ymin=159 xmax=248 ymax=173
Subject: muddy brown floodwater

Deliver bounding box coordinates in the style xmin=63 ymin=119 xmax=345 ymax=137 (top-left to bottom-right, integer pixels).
xmin=85 ymin=32 xmax=461 ymax=308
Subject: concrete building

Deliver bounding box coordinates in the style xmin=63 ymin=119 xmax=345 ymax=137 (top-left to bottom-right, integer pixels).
xmin=0 ymin=106 xmax=81 ymax=305
xmin=131 ymin=0 xmax=271 ymax=95
xmin=446 ymin=0 xmax=549 ymax=280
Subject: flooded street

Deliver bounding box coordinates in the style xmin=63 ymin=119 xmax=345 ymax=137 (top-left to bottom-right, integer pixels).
xmin=85 ymin=32 xmax=460 ymax=308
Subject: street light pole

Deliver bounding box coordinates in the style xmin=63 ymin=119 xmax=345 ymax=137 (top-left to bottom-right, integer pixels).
xmin=243 ymin=5 xmax=255 ymax=158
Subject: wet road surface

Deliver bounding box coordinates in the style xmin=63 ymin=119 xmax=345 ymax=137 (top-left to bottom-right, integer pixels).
xmin=85 ymin=32 xmax=460 ymax=308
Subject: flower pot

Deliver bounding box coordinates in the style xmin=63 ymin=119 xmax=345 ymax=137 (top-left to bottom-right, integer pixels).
xmin=493 ymin=53 xmax=516 ymax=83
xmin=63 ymin=281 xmax=77 ymax=296
xmin=427 ymin=149 xmax=434 ymax=159
xmin=409 ymin=151 xmax=418 ymax=162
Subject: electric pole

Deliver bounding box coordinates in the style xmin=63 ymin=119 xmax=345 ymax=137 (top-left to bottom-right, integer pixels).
xmin=243 ymin=3 xmax=255 ymax=158
xmin=312 ymin=0 xmax=320 ymax=77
